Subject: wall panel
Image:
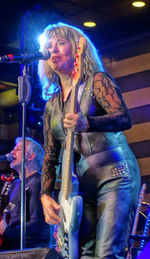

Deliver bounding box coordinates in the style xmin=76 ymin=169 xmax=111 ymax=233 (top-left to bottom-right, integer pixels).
xmin=104 ymin=52 xmax=150 ymax=199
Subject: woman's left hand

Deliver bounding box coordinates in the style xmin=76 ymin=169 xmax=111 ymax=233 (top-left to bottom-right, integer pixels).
xmin=63 ymin=112 xmax=89 ymax=132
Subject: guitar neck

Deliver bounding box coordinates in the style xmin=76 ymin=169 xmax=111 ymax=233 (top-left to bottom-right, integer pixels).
xmin=0 ymin=173 xmax=15 ymax=220
xmin=70 ymin=81 xmax=79 ymax=114
xmin=0 ymin=182 xmax=10 ymax=220
xmin=60 ymin=36 xmax=86 ymax=201
xmin=62 ymin=131 xmax=74 ymax=200
xmin=61 ymin=78 xmax=81 ymax=200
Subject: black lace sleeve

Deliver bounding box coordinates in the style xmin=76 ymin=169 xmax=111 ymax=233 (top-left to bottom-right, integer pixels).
xmin=41 ymin=101 xmax=61 ymax=196
xmin=87 ymin=72 xmax=132 ymax=132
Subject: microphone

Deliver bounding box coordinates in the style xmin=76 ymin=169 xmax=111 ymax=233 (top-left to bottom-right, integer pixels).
xmin=0 ymin=153 xmax=13 ymax=162
xmin=0 ymin=50 xmax=51 ymax=63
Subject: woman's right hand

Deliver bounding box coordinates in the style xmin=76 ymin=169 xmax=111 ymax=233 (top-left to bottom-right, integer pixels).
xmin=41 ymin=194 xmax=61 ymax=225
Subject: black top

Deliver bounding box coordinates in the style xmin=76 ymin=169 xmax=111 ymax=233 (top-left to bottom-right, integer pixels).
xmin=3 ymin=172 xmax=50 ymax=250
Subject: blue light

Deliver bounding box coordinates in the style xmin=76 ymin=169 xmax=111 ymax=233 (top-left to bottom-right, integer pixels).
xmin=41 ymin=76 xmax=60 ymax=101
xmin=38 ymin=33 xmax=47 ymax=50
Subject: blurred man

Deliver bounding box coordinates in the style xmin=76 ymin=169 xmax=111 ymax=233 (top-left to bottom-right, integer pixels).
xmin=0 ymin=137 xmax=50 ymax=250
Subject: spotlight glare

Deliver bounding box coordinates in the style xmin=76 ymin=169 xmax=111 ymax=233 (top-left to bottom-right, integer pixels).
xmin=83 ymin=21 xmax=96 ymax=28
xmin=132 ymin=1 xmax=146 ymax=7
xmin=38 ymin=34 xmax=47 ymax=49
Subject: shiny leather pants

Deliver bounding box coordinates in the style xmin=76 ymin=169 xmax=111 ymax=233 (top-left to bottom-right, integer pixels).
xmin=77 ymin=146 xmax=141 ymax=259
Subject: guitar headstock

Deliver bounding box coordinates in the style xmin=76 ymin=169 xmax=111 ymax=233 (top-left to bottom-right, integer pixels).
xmin=76 ymin=36 xmax=86 ymax=56
xmin=73 ymin=36 xmax=86 ymax=86
xmin=1 ymin=172 xmax=15 ymax=196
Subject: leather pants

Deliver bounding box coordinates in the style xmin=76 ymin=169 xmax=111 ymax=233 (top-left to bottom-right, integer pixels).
xmin=76 ymin=145 xmax=141 ymax=259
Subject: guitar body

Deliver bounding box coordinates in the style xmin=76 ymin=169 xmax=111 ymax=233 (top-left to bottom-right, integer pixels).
xmin=55 ymin=37 xmax=86 ymax=259
xmin=56 ymin=148 xmax=83 ymax=259
xmin=57 ymin=192 xmax=83 ymax=258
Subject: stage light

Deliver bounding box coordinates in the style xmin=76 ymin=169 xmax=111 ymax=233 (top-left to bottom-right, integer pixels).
xmin=83 ymin=21 xmax=96 ymax=28
xmin=132 ymin=1 xmax=146 ymax=7
xmin=38 ymin=34 xmax=47 ymax=49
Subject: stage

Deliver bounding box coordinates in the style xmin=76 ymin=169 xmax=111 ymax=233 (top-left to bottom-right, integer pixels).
xmin=0 ymin=247 xmax=63 ymax=259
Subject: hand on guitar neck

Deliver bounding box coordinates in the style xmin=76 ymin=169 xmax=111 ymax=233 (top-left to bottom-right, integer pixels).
xmin=41 ymin=194 xmax=61 ymax=225
xmin=63 ymin=111 xmax=89 ymax=132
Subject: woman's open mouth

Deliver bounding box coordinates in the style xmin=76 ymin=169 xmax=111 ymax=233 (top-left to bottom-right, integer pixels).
xmin=52 ymin=56 xmax=61 ymax=62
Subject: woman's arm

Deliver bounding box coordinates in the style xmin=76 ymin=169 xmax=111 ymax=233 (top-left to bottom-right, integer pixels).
xmin=41 ymin=102 xmax=61 ymax=224
xmin=41 ymin=102 xmax=61 ymax=196
xmin=64 ymin=72 xmax=132 ymax=133
xmin=86 ymin=72 xmax=132 ymax=132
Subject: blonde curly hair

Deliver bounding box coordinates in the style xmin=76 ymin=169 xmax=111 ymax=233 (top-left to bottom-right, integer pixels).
xmin=38 ymin=22 xmax=104 ymax=100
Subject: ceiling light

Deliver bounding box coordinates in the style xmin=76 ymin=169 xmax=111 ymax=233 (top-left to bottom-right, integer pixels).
xmin=83 ymin=21 xmax=96 ymax=28
xmin=132 ymin=1 xmax=146 ymax=7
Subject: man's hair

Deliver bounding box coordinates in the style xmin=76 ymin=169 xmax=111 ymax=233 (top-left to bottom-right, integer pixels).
xmin=38 ymin=22 xmax=105 ymax=100
xmin=15 ymin=137 xmax=44 ymax=170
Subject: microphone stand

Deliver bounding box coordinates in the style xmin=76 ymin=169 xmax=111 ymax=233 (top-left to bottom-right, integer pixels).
xmin=18 ymin=63 xmax=31 ymax=250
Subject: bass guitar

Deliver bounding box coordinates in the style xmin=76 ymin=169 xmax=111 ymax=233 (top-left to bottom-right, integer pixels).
xmin=56 ymin=36 xmax=86 ymax=259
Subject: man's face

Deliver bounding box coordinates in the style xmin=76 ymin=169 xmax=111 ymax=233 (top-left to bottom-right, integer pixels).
xmin=10 ymin=142 xmax=25 ymax=171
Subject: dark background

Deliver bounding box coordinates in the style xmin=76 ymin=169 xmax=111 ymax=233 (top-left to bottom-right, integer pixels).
xmin=1 ymin=0 xmax=150 ymax=55
xmin=1 ymin=0 xmax=150 ymax=79
xmin=1 ymin=0 xmax=150 ymax=126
